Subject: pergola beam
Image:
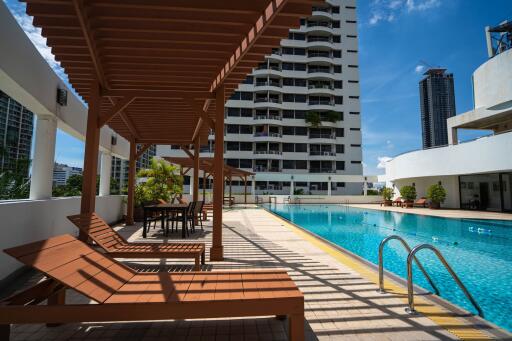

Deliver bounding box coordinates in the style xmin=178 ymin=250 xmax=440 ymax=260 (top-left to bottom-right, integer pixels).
xmin=210 ymin=0 xmax=289 ymax=91
xmin=106 ymin=97 xmax=139 ymax=139
xmin=184 ymin=96 xmax=215 ymax=130
xmin=72 ymin=0 xmax=108 ymax=89
xmin=97 ymin=96 xmax=135 ymax=127
xmin=101 ymin=89 xmax=214 ymax=99
xmin=135 ymin=143 xmax=152 ymax=159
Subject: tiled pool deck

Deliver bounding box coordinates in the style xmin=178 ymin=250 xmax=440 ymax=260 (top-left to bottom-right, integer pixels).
xmin=4 ymin=207 xmax=509 ymax=340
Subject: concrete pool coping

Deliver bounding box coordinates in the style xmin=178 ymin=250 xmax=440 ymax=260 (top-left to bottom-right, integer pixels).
xmin=261 ymin=206 xmax=512 ymax=340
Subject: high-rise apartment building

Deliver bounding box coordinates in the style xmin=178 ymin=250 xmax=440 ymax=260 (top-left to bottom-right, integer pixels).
xmin=419 ymin=68 xmax=456 ymax=149
xmin=0 ymin=90 xmax=34 ymax=178
xmin=158 ymin=0 xmax=363 ymax=195
xmin=111 ymin=144 xmax=156 ymax=193
xmin=52 ymin=163 xmax=82 ymax=186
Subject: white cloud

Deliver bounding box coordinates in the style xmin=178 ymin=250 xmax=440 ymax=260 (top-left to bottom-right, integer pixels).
xmin=368 ymin=0 xmax=442 ymax=26
xmin=414 ymin=65 xmax=426 ymax=74
xmin=377 ymin=156 xmax=393 ymax=169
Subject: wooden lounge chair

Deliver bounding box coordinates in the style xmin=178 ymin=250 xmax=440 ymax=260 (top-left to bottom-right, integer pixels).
xmin=0 ymin=234 xmax=305 ymax=340
xmin=392 ymin=197 xmax=403 ymax=207
xmin=413 ymin=197 xmax=428 ymax=208
xmin=67 ymin=213 xmax=205 ymax=271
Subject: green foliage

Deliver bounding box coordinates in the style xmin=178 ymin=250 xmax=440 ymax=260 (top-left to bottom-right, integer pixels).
xmin=426 ymin=184 xmax=447 ymax=204
xmin=293 ymin=188 xmax=304 ymax=195
xmin=366 ymin=189 xmax=379 ymax=196
xmin=136 ymin=158 xmax=183 ymax=205
xmin=0 ymin=158 xmax=31 ymax=200
xmin=326 ymin=111 xmax=341 ymax=123
xmin=52 ymin=174 xmax=85 ymax=197
xmin=381 ymin=187 xmax=393 ymax=201
xmin=305 ymin=112 xmax=321 ymax=127
xmin=400 ymin=185 xmax=417 ymax=201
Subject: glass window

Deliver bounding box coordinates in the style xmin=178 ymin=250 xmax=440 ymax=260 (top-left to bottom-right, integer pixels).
xmin=283 ymin=94 xmax=294 ymax=102
xmin=282 ymin=47 xmax=294 ymax=55
xmin=282 ymin=126 xmax=294 ymax=135
xmin=332 ymin=20 xmax=340 ymax=28
xmin=283 ymin=78 xmax=294 ymax=86
xmin=282 ymin=143 xmax=294 ymax=152
xmin=283 ymin=110 xmax=294 ymax=118
xmin=332 ymin=35 xmax=341 ymax=43
xmin=295 ymin=127 xmax=307 ymax=135
xmin=295 ymin=94 xmax=307 ymax=103
xmin=295 ymin=143 xmax=307 ymax=152
xmin=334 ymin=80 xmax=343 ymax=89
xmin=283 ymin=160 xmax=295 ymax=169
xmin=296 ymin=160 xmax=308 ymax=169
xmin=282 ymin=62 xmax=294 ymax=70
xmin=294 ymin=48 xmax=306 ymax=56
xmin=226 ymin=159 xmax=239 ymax=167
xmin=240 ymin=125 xmax=252 ymax=134
xmin=240 ymin=142 xmax=253 ymax=151
xmin=227 ymin=107 xmax=240 ymax=117
xmin=226 ymin=125 xmax=239 ymax=134
xmin=336 ymin=161 xmax=345 ymax=170
xmin=239 ymin=159 xmax=253 ymax=168
xmin=229 ymin=91 xmax=240 ymax=100
xmin=335 ymin=96 xmax=343 ymax=104
xmin=334 ymin=65 xmax=342 ymax=73
xmin=240 ymin=108 xmax=252 ymax=117
xmin=336 ymin=128 xmax=344 ymax=137
xmin=227 ymin=142 xmax=239 ymax=151
xmin=240 ymin=92 xmax=253 ymax=100
xmin=243 ymin=76 xmax=253 ymax=84
xmin=295 ymin=79 xmax=307 ymax=87
xmin=294 ymin=110 xmax=306 ymax=119
xmin=332 ymin=6 xmax=340 ymax=13
xmin=294 ymin=63 xmax=307 ymax=71
xmin=333 ymin=50 xmax=341 ymax=58
xmin=336 ymin=144 xmax=344 ymax=153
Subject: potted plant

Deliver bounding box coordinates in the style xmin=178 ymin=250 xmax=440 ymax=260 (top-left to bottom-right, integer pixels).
xmin=400 ymin=185 xmax=416 ymax=208
xmin=426 ymin=183 xmax=446 ymax=209
xmin=381 ymin=187 xmax=393 ymax=206
xmin=305 ymin=112 xmax=321 ymax=127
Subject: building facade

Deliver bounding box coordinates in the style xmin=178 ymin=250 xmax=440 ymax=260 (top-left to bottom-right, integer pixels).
xmin=111 ymin=144 xmax=156 ymax=193
xmin=52 ymin=163 xmax=82 ymax=187
xmin=158 ymin=0 xmax=364 ymax=195
xmin=419 ymin=68 xmax=456 ymax=149
xmin=0 ymin=90 xmax=34 ymax=177
xmin=383 ymin=29 xmax=512 ymax=212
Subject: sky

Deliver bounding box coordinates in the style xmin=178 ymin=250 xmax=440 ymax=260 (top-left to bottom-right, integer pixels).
xmin=4 ymin=0 xmax=512 ymax=173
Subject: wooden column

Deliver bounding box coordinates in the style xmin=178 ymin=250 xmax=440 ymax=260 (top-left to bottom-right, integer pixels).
xmin=244 ymin=175 xmax=248 ymax=204
xmin=126 ymin=141 xmax=137 ymax=225
xmin=211 ymin=84 xmax=224 ymax=261
xmin=79 ymin=80 xmax=101 ymax=241
xmin=229 ymin=175 xmax=232 ymax=206
xmin=202 ymin=173 xmax=207 ymax=201
xmin=193 ymin=138 xmax=200 ymax=202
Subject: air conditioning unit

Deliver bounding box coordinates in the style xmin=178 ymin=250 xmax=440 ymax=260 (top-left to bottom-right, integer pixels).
xmin=56 ymin=88 xmax=68 ymax=106
xmin=111 ymin=135 xmax=117 ymax=146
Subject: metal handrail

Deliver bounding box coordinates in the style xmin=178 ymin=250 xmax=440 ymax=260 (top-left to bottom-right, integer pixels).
xmin=378 ymin=236 xmax=440 ymax=295
xmin=406 ymin=244 xmax=484 ymax=317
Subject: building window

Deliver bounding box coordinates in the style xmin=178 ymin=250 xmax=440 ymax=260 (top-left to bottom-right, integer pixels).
xmin=239 ymin=159 xmax=253 ymax=168
xmin=336 ymin=144 xmax=344 ymax=153
xmin=336 ymin=161 xmax=345 ymax=170
xmin=334 ymin=65 xmax=342 ymax=73
xmin=335 ymin=128 xmax=344 ymax=137
xmin=295 ymin=143 xmax=307 ymax=152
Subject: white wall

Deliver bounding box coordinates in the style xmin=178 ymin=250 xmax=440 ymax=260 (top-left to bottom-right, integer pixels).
xmin=0 ymin=195 xmax=125 ymax=281
xmin=392 ymin=176 xmax=460 ymax=208
xmin=473 ymin=48 xmax=512 ymax=109
xmin=385 ymin=131 xmax=512 ymax=181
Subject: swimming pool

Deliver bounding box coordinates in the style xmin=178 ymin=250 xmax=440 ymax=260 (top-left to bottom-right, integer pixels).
xmin=264 ymin=204 xmax=512 ymax=332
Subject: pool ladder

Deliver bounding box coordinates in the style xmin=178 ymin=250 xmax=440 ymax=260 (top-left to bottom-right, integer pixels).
xmin=378 ymin=235 xmax=484 ymax=317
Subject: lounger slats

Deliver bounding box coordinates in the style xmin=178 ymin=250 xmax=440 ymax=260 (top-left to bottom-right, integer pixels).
xmin=4 ymin=234 xmax=135 ymax=304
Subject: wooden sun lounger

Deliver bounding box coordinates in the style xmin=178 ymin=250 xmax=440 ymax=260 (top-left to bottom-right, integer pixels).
xmin=413 ymin=198 xmax=428 ymax=208
xmin=0 ymin=235 xmax=304 ymax=340
xmin=67 ymin=213 xmax=205 ymax=271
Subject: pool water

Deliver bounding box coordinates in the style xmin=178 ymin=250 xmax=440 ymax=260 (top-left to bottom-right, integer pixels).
xmin=264 ymin=204 xmax=512 ymax=332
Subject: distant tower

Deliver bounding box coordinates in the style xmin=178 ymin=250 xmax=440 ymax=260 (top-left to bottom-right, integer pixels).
xmin=419 ymin=68 xmax=456 ymax=148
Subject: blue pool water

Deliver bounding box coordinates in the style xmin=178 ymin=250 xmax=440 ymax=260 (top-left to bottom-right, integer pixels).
xmin=264 ymin=204 xmax=512 ymax=332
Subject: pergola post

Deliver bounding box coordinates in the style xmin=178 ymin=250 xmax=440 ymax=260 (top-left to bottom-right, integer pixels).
xmin=211 ymin=84 xmax=224 ymax=261
xmin=244 ymin=175 xmax=247 ymax=204
xmin=79 ymin=80 xmax=101 ymax=241
xmin=126 ymin=141 xmax=137 ymax=225
xmin=193 ymin=138 xmax=200 ymax=202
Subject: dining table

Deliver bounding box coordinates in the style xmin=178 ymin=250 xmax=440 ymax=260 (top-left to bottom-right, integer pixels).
xmin=142 ymin=203 xmax=189 ymax=238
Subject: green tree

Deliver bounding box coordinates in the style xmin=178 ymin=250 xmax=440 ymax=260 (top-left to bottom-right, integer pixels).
xmin=305 ymin=112 xmax=321 ymax=127
xmin=426 ymin=184 xmax=447 ymax=205
xmin=137 ymin=158 xmax=183 ymax=203
xmin=400 ymin=185 xmax=417 ymax=202
xmin=381 ymin=187 xmax=393 ymax=201
xmin=0 ymin=158 xmax=31 ymax=200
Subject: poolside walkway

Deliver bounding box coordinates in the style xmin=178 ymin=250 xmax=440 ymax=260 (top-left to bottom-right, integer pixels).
xmin=5 ymin=207 xmax=508 ymax=340
xmin=348 ymin=204 xmax=512 ymax=221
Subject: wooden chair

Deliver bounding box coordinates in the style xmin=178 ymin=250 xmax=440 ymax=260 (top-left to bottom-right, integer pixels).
xmin=413 ymin=197 xmax=428 ymax=208
xmin=68 ymin=213 xmax=205 ymax=270
xmin=392 ymin=197 xmax=403 ymax=207
xmin=194 ymin=201 xmax=205 ymax=231
xmin=0 ymin=235 xmax=305 ymax=341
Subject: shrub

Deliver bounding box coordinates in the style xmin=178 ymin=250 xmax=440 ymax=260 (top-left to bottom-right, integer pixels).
xmin=293 ymin=188 xmax=305 ymax=195
xmin=427 ymin=184 xmax=446 ymax=204
xmin=381 ymin=187 xmax=393 ymax=201
xmin=305 ymin=112 xmax=321 ymax=127
xmin=326 ymin=111 xmax=341 ymax=123
xmin=400 ymin=185 xmax=417 ymax=201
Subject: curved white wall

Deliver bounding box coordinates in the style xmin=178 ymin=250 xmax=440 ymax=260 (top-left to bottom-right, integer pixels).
xmin=473 ymin=48 xmax=512 ymax=109
xmin=385 ymin=131 xmax=512 ymax=181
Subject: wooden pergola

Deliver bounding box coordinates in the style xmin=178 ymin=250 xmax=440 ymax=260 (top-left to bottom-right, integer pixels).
xmin=24 ymin=0 xmax=315 ymax=261
xmin=164 ymin=157 xmax=254 ymax=204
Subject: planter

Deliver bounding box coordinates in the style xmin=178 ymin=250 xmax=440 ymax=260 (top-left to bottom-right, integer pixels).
xmin=403 ymin=201 xmax=414 ymax=208
xmin=383 ymin=200 xmax=392 ymax=206
xmin=430 ymin=202 xmax=441 ymax=209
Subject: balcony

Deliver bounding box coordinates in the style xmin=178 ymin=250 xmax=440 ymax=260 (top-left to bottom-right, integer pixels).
xmin=307 ymin=36 xmax=331 ymax=43
xmin=253 ymin=166 xmax=282 ymax=172
xmin=253 ymin=132 xmax=282 ymax=138
xmin=307 ymin=21 xmax=332 ymax=28
xmin=309 ymin=151 xmax=335 ymax=156
xmin=307 ymin=68 xmax=332 ymax=74
xmin=254 ymin=115 xmax=282 ymax=121
xmin=308 ymin=51 xmax=331 ymax=58
xmin=254 ymin=150 xmax=282 ymax=155
xmin=309 ymin=168 xmax=336 ymax=173
xmin=309 ymin=99 xmax=333 ymax=106
xmin=308 ymin=83 xmax=333 ymax=90
xmin=309 ymin=133 xmax=336 ymax=139
xmin=254 ymin=97 xmax=281 ymax=104
xmin=255 ymin=80 xmax=281 ymax=87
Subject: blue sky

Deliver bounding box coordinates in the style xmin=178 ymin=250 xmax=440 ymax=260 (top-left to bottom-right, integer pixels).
xmin=4 ymin=0 xmax=512 ymax=173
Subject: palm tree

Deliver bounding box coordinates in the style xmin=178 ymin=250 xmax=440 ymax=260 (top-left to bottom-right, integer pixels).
xmin=137 ymin=158 xmax=183 ymax=203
